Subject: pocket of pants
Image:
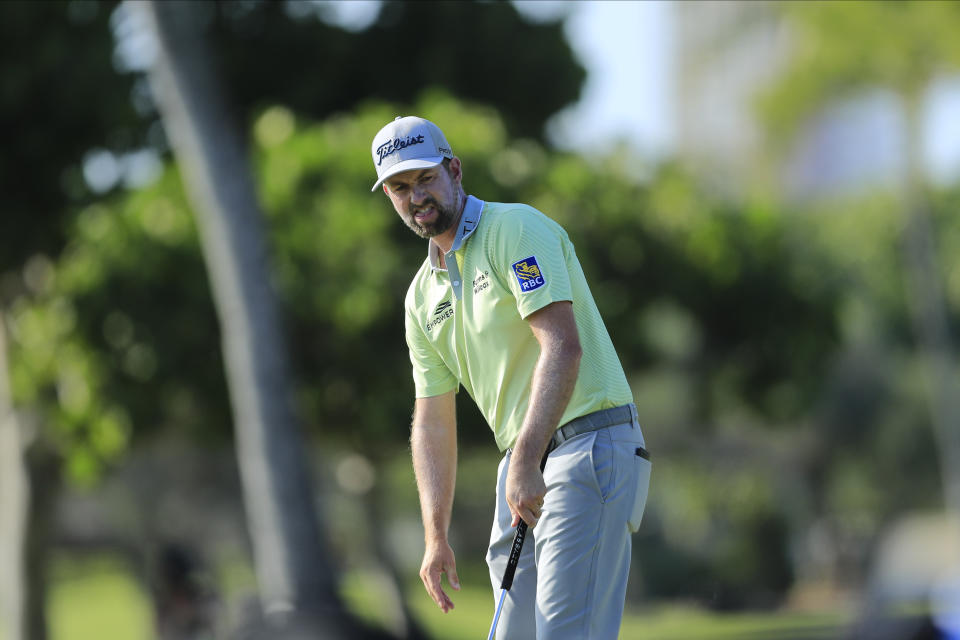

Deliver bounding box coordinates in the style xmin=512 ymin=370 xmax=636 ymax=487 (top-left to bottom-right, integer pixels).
xmin=628 ymin=450 xmax=652 ymax=533
xmin=590 ymin=431 xmax=614 ymax=501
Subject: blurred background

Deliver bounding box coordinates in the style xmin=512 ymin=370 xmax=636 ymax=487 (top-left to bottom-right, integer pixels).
xmin=2 ymin=1 xmax=959 ymax=638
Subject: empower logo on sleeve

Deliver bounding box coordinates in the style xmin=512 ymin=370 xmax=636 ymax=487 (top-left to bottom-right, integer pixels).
xmin=511 ymin=256 xmax=545 ymax=293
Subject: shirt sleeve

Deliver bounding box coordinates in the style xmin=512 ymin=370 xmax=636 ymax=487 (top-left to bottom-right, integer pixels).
xmin=489 ymin=207 xmax=574 ymax=319
xmin=405 ymin=302 xmax=459 ymax=398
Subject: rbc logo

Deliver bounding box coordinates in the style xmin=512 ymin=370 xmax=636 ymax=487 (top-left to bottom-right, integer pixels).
xmin=511 ymin=256 xmax=546 ymax=293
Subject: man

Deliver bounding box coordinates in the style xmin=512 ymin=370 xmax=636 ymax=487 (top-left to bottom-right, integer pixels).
xmin=371 ymin=115 xmax=651 ymax=639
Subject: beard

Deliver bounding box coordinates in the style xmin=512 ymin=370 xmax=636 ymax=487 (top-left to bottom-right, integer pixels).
xmin=404 ymin=196 xmax=458 ymax=239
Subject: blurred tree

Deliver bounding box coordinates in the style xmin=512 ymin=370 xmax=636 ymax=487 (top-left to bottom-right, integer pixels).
xmin=0 ymin=0 xmax=140 ymax=272
xmin=5 ymin=91 xmax=847 ymax=617
xmin=0 ymin=313 xmax=29 ymax=640
xmin=0 ymin=0 xmax=585 ymax=482
xmin=0 ymin=7 xmax=141 ymax=630
xmin=5 ymin=168 xmax=233 ymax=640
xmin=4 ymin=1 xmax=878 ymax=617
xmin=0 ymin=0 xmax=582 ymax=275
xmin=0 ymin=0 xmax=586 ymax=519
xmin=134 ymin=1 xmax=368 ymax=636
xmin=759 ymin=0 xmax=960 ymax=513
xmin=249 ymin=99 xmax=844 ymax=607
xmin=0 ymin=1 xmax=580 ymax=635
xmin=534 ymin=160 xmax=841 ymax=425
xmin=204 ymin=0 xmax=584 ymax=141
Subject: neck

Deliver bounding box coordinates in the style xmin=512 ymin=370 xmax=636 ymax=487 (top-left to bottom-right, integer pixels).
xmin=431 ymin=190 xmax=467 ymax=255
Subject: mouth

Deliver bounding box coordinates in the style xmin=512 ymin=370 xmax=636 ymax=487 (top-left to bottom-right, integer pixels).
xmin=413 ymin=206 xmax=437 ymax=222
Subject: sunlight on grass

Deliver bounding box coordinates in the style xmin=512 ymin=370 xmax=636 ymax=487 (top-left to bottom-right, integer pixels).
xmin=44 ymin=555 xmax=851 ymax=640
xmin=47 ymin=555 xmax=153 ymax=640
xmin=407 ymin=580 xmax=495 ymax=639
xmin=346 ymin=574 xmax=851 ymax=639
xmin=342 ymin=570 xmax=495 ymax=639
xmin=623 ymin=604 xmax=849 ymax=639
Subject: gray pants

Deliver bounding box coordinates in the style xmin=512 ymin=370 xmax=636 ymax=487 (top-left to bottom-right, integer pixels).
xmin=486 ymin=415 xmax=651 ymax=639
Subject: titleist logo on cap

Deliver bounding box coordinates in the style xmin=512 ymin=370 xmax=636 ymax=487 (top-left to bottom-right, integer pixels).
xmin=376 ymin=134 xmax=425 ymax=166
xmin=370 ymin=116 xmax=454 ymax=191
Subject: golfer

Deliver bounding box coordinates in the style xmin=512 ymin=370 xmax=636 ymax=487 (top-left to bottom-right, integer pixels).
xmin=371 ymin=116 xmax=652 ymax=639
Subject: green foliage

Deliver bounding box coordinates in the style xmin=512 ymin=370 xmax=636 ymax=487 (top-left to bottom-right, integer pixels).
xmin=636 ymin=446 xmax=797 ymax=607
xmin=0 ymin=0 xmax=586 ymax=477
xmin=206 ymin=0 xmax=584 ymax=140
xmin=245 ymin=93 xmax=844 ymax=458
xmin=9 ymin=94 xmax=850 ymax=605
xmin=7 ymin=168 xmax=229 ymax=485
xmin=16 ymin=0 xmax=948 ymax=620
xmin=0 ymin=0 xmax=139 ymax=271
xmin=534 ymin=161 xmax=841 ymax=425
xmin=751 ymin=1 xmax=960 ymax=595
xmin=252 ymin=94 xmax=525 ymax=447
xmin=7 ymin=0 xmax=960 ymax=616
xmin=0 ymin=0 xmax=583 ymax=283
xmin=787 ymin=187 xmax=957 ymax=520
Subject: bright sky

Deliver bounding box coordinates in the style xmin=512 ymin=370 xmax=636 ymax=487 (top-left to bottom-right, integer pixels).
xmin=513 ymin=0 xmax=673 ymax=158
xmin=513 ymin=0 xmax=960 ymax=181
xmin=926 ymin=76 xmax=960 ymax=183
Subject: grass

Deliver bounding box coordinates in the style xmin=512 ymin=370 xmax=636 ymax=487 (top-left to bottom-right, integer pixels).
xmin=47 ymin=555 xmax=153 ymax=640
xmin=44 ymin=555 xmax=852 ymax=640
xmin=341 ymin=570 xmax=852 ymax=640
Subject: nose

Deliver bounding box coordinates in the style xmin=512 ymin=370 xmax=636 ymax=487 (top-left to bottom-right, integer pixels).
xmin=410 ymin=183 xmax=428 ymax=204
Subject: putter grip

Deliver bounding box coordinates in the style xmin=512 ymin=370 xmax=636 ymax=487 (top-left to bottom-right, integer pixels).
xmin=500 ymin=520 xmax=527 ymax=590
xmin=498 ymin=448 xmax=549 ymax=591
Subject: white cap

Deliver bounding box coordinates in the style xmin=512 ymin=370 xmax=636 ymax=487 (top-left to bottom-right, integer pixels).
xmin=370 ymin=116 xmax=454 ymax=192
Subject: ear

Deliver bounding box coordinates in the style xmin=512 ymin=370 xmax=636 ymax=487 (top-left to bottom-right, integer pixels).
xmin=449 ymin=157 xmax=463 ymax=184
xmin=382 ymin=183 xmax=390 ymax=195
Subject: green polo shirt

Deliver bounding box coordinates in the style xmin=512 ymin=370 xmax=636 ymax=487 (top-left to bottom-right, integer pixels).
xmin=404 ymin=195 xmax=633 ymax=451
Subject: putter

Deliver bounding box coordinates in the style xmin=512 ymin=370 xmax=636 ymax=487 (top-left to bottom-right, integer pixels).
xmin=487 ymin=451 xmax=549 ymax=640
xmin=487 ymin=519 xmax=527 ymax=640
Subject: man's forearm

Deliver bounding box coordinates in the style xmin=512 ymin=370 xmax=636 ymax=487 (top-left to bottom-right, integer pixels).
xmin=411 ymin=411 xmax=458 ymax=543
xmin=410 ymin=393 xmax=461 ymax=612
xmin=511 ymin=333 xmax=581 ymax=468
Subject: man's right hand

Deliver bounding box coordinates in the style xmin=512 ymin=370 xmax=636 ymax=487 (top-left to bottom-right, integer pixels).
xmin=420 ymin=539 xmax=461 ymax=613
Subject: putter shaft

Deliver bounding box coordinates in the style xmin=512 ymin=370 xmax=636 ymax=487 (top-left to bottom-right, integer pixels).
xmin=487 ymin=588 xmax=507 ymax=640
xmin=487 ymin=450 xmax=549 ymax=639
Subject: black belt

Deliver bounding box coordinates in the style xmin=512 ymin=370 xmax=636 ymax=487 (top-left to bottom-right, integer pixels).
xmin=545 ymin=404 xmax=641 ymax=455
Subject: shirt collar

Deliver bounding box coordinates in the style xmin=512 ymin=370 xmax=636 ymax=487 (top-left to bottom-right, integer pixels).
xmin=428 ymin=195 xmax=485 ymax=272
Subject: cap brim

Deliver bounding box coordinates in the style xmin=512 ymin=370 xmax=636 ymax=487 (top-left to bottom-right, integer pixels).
xmin=371 ymin=156 xmax=445 ymax=192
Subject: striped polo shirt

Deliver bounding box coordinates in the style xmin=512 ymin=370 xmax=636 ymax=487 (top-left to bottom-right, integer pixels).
xmin=404 ymin=195 xmax=633 ymax=451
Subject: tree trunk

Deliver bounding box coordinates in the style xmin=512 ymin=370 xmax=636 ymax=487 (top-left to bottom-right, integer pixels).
xmin=0 ymin=314 xmax=64 ymax=640
xmin=0 ymin=312 xmax=28 ymax=640
xmin=135 ymin=1 xmax=346 ymax=632
xmin=22 ymin=448 xmax=59 ymax=640
xmin=901 ymin=91 xmax=960 ymax=514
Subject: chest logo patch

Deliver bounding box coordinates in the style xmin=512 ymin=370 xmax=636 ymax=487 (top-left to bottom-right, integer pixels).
xmin=511 ymin=256 xmax=545 ymax=293
xmin=426 ymin=300 xmax=454 ymax=332
xmin=473 ymin=270 xmax=490 ymax=295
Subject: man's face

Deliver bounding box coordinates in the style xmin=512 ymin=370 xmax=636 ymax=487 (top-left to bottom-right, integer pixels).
xmin=383 ymin=159 xmax=462 ymax=239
